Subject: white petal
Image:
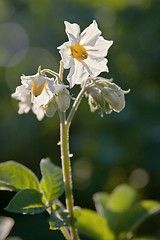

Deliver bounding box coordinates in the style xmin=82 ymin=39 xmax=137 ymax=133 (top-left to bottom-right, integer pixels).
xmin=80 ymin=20 xmax=101 ymax=46
xmin=21 ymin=73 xmax=48 ymax=88
xmin=12 ymin=85 xmax=30 ymax=99
xmin=85 ymin=36 xmax=113 ymax=59
xmin=54 ymin=84 xmax=68 ymax=93
xmin=58 ymin=42 xmax=74 ymax=69
xmin=33 ymin=87 xmax=53 ymax=109
xmin=64 ymin=21 xmax=80 ymax=43
xmin=18 ymin=101 xmax=31 ymax=114
xmin=21 ymin=76 xmax=32 ymax=90
xmin=67 ymin=59 xmax=89 ymax=88
xmin=83 ymin=57 xmax=109 ymax=76
xmin=32 ymin=105 xmax=45 ymax=121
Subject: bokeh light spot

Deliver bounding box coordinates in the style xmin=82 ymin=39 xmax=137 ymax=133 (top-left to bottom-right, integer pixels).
xmin=73 ymin=158 xmax=93 ymax=190
xmin=0 ymin=22 xmax=29 ymax=67
xmin=5 ymin=47 xmax=58 ymax=91
xmin=129 ymin=168 xmax=149 ymax=188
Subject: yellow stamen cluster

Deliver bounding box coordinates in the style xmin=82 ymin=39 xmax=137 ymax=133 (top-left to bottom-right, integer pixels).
xmin=32 ymin=81 xmax=46 ymax=97
xmin=70 ymin=44 xmax=88 ymax=60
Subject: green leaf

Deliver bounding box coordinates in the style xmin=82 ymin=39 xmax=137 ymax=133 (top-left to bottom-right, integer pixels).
xmin=93 ymin=184 xmax=160 ymax=237
xmin=49 ymin=210 xmax=67 ymax=230
xmin=5 ymin=189 xmax=46 ymax=214
xmin=77 ymin=209 xmax=115 ymax=240
xmin=0 ymin=216 xmax=14 ymax=240
xmin=0 ymin=161 xmax=40 ymax=192
xmin=123 ymin=200 xmax=160 ymax=233
xmin=40 ymin=158 xmax=64 ymax=205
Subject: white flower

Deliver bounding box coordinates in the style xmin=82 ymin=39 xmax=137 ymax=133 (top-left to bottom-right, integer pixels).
xmin=58 ymin=20 xmax=113 ymax=88
xmin=12 ymin=70 xmax=69 ymax=120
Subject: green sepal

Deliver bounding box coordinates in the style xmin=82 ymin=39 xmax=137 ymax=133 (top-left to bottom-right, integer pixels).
xmin=40 ymin=158 xmax=64 ymax=205
xmin=5 ymin=189 xmax=46 ymax=214
xmin=0 ymin=161 xmax=40 ymax=192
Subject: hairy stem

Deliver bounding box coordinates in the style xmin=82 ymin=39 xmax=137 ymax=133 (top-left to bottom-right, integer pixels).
xmin=59 ymin=111 xmax=79 ymax=240
xmin=67 ymin=88 xmax=85 ymax=128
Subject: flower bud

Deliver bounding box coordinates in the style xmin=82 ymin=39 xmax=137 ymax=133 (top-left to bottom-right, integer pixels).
xmin=85 ymin=77 xmax=129 ymax=115
xmin=88 ymin=88 xmax=111 ymax=114
xmin=55 ymin=89 xmax=70 ymax=112
xmin=102 ymin=86 xmax=126 ymax=112
xmin=45 ymin=97 xmax=57 ymax=117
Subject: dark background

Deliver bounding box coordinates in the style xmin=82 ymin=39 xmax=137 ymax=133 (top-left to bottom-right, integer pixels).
xmin=0 ymin=0 xmax=160 ymax=239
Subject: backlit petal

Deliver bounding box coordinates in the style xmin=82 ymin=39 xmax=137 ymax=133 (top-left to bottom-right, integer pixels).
xmin=64 ymin=21 xmax=80 ymax=43
xmin=85 ymin=36 xmax=113 ymax=59
xmin=83 ymin=56 xmax=108 ymax=76
xmin=67 ymin=59 xmax=89 ymax=88
xmin=58 ymin=42 xmax=73 ymax=69
xmin=80 ymin=20 xmax=101 ymax=46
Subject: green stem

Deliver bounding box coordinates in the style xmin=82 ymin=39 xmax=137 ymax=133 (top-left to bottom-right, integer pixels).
xmin=41 ymin=68 xmax=60 ymax=79
xmin=59 ymin=111 xmax=79 ymax=240
xmin=60 ymin=227 xmax=72 ymax=240
xmin=67 ymin=88 xmax=85 ymax=128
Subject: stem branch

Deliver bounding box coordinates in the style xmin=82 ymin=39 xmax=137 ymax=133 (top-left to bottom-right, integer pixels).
xmin=67 ymin=88 xmax=85 ymax=128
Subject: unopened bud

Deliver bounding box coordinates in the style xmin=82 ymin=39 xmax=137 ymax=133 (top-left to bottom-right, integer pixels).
xmin=45 ymin=97 xmax=57 ymax=117
xmin=88 ymin=88 xmax=111 ymax=114
xmin=55 ymin=89 xmax=70 ymax=112
xmin=102 ymin=86 xmax=126 ymax=112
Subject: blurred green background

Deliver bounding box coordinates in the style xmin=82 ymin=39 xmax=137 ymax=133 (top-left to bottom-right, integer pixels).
xmin=0 ymin=0 xmax=160 ymax=239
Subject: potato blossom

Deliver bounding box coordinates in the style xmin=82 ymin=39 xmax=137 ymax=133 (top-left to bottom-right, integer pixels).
xmin=58 ymin=20 xmax=113 ymax=88
xmin=12 ymin=71 xmax=69 ymax=120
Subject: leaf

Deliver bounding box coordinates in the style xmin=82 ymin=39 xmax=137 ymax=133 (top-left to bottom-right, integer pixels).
xmin=5 ymin=189 xmax=46 ymax=214
xmin=40 ymin=158 xmax=64 ymax=205
xmin=123 ymin=200 xmax=160 ymax=233
xmin=77 ymin=209 xmax=115 ymax=240
xmin=0 ymin=161 xmax=40 ymax=192
xmin=0 ymin=216 xmax=14 ymax=240
xmin=49 ymin=210 xmax=67 ymax=230
xmin=93 ymin=184 xmax=160 ymax=237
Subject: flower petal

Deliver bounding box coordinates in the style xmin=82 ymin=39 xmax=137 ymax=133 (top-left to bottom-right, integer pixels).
xmin=18 ymin=101 xmax=31 ymax=114
xmin=64 ymin=21 xmax=80 ymax=44
xmin=85 ymin=36 xmax=113 ymax=59
xmin=67 ymin=59 xmax=89 ymax=88
xmin=32 ymin=105 xmax=45 ymax=121
xmin=33 ymin=87 xmax=53 ymax=109
xmin=58 ymin=42 xmax=73 ymax=69
xmin=80 ymin=20 xmax=101 ymax=46
xmin=83 ymin=56 xmax=109 ymax=76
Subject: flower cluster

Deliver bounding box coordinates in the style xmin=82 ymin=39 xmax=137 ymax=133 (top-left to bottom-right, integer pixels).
xmin=12 ymin=20 xmax=128 ymax=120
xmin=85 ymin=78 xmax=130 ymax=116
xmin=12 ymin=67 xmax=70 ymax=120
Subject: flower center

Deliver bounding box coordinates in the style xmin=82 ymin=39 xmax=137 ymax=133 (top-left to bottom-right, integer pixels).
xmin=32 ymin=81 xmax=46 ymax=97
xmin=70 ymin=44 xmax=88 ymax=60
